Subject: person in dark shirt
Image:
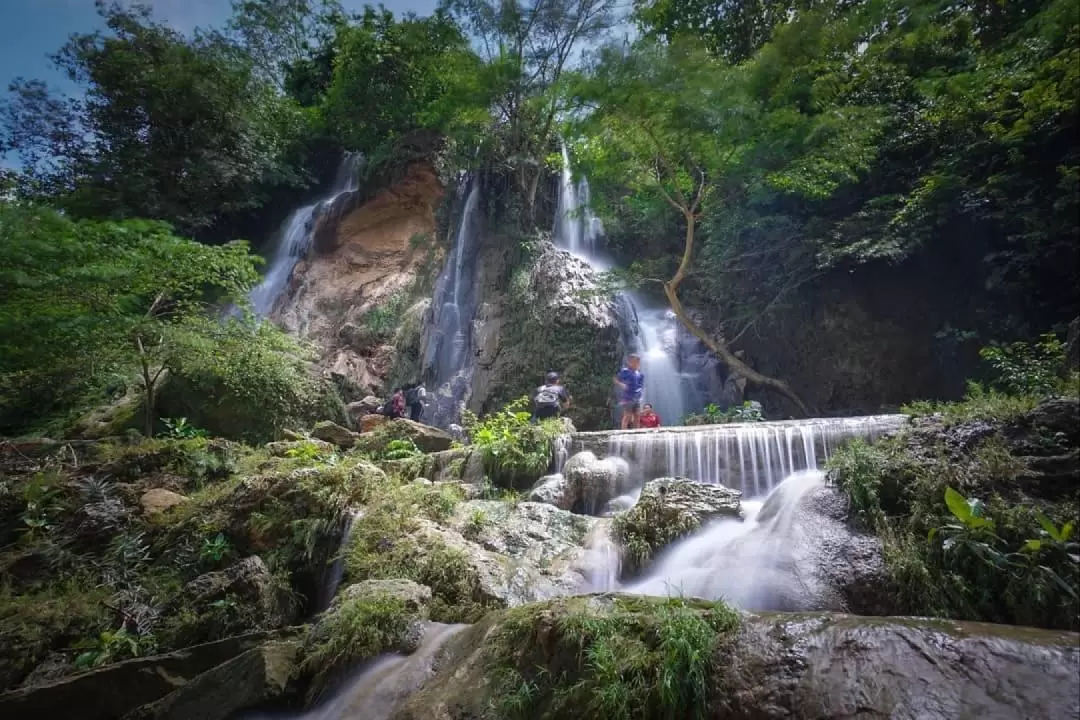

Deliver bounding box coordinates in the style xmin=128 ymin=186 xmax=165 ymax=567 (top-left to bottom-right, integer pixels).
xmin=533 ymin=371 xmax=571 ymax=422
xmin=639 ymin=403 xmax=661 ymax=428
xmin=614 ymin=354 xmax=644 ymax=429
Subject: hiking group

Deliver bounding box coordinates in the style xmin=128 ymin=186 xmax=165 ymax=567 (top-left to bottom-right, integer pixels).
xmin=379 ymin=383 xmax=427 ymax=421
xmin=530 ymin=353 xmax=661 ymax=429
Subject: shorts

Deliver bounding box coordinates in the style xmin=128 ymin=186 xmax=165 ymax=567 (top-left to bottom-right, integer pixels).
xmin=620 ymin=399 xmax=641 ymax=412
xmin=533 ymin=405 xmax=560 ymax=421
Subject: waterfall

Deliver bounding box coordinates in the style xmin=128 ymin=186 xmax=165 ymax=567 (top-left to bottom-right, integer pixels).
xmin=567 ymin=414 xmax=907 ymax=497
xmin=627 ymin=470 xmax=835 ymax=610
xmin=554 ymin=144 xmax=699 ymax=424
xmin=422 ymin=181 xmax=482 ymax=428
xmin=248 ymin=153 xmax=364 ymax=316
xmin=314 ymin=510 xmax=362 ymax=613
xmin=246 ymin=623 xmax=468 ymax=720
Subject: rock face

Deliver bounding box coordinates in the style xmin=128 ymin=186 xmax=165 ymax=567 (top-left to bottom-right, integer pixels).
xmin=562 ymin=451 xmax=631 ymax=514
xmin=387 ymin=598 xmax=1080 ymax=720
xmin=273 ymin=141 xmax=447 ymax=402
xmin=432 ymin=238 xmax=625 ymax=431
xmin=334 ymin=579 xmax=433 ymax=617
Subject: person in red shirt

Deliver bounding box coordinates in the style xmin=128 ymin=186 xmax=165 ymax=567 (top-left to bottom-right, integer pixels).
xmin=639 ymin=403 xmax=661 ymax=428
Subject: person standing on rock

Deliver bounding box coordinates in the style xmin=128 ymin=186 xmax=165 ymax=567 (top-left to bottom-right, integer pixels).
xmin=639 ymin=403 xmax=661 ymax=428
xmin=533 ymin=371 xmax=571 ymax=422
xmin=404 ymin=383 xmax=427 ymax=422
xmin=615 ymin=354 xmax=645 ymax=429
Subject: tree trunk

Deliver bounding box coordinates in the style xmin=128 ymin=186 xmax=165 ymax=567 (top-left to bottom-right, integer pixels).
xmin=524 ymin=169 xmax=541 ymax=230
xmin=665 ymin=211 xmax=811 ymax=417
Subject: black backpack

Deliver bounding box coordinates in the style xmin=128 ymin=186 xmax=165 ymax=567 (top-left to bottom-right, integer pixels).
xmin=405 ymin=387 xmax=419 ymax=405
xmin=534 ymin=385 xmax=561 ymax=408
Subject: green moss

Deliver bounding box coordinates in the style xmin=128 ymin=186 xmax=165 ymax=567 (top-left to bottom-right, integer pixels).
xmin=0 ymin=580 xmax=112 ymax=688
xmin=342 ymin=478 xmax=492 ymax=622
xmin=486 ymin=595 xmax=740 ymax=720
xmin=611 ymin=496 xmax=701 ymax=576
xmin=303 ymin=593 xmax=413 ymax=700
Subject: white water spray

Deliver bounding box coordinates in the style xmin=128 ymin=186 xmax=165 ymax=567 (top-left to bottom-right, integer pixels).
xmin=249 ymin=153 xmax=364 ymax=316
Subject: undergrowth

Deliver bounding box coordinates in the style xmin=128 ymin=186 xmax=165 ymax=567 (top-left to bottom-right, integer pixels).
xmin=462 ymin=397 xmax=563 ymax=489
xmin=827 ymin=402 xmax=1079 ymax=630
xmin=488 ymin=596 xmax=739 ymax=720
xmin=611 ymin=495 xmax=701 ymax=576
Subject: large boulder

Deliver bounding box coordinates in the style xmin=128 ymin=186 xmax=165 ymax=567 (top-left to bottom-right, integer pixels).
xmin=387 ymin=597 xmax=1080 ymax=720
xmin=333 ymin=579 xmax=433 ymax=618
xmin=562 ymin=451 xmax=631 ymax=514
xmin=312 ymin=420 xmax=359 ymax=449
xmin=139 ymin=489 xmax=188 ymax=516
xmin=638 ymin=478 xmax=741 ymax=523
xmin=527 ymin=474 xmax=576 ymax=511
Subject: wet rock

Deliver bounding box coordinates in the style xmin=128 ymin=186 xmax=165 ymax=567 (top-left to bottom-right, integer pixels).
xmin=639 ymin=478 xmax=741 ymax=523
xmin=124 ymin=638 xmax=300 ymax=720
xmin=563 ymin=451 xmax=631 ymax=514
xmin=527 ymin=474 xmax=576 ymax=511
xmin=178 ymin=556 xmax=290 ymax=628
xmin=0 ymin=632 xmax=286 ymax=720
xmin=139 ymin=488 xmax=188 ymax=516
xmin=312 ymin=420 xmax=359 ymax=449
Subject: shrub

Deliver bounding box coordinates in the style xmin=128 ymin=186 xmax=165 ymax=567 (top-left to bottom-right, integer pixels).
xmin=979 ymin=333 xmax=1067 ymax=397
xmin=684 ymin=401 xmax=763 ymax=426
xmin=462 ymin=397 xmax=562 ymax=488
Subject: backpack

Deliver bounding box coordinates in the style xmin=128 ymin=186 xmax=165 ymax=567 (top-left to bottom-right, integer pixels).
xmin=534 ymin=385 xmax=560 ymax=408
xmin=404 ymin=387 xmax=419 ymax=405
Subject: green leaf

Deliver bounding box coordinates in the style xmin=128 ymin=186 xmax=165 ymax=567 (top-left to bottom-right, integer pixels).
xmin=944 ymin=487 xmax=972 ymax=523
xmin=1021 ymin=539 xmax=1043 ymax=553
xmin=1061 ymin=522 xmax=1075 ymax=542
xmin=1035 ymin=511 xmax=1061 ymax=541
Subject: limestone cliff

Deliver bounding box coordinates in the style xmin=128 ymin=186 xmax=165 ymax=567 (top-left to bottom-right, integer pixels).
xmin=272 ymin=158 xmax=446 ymax=403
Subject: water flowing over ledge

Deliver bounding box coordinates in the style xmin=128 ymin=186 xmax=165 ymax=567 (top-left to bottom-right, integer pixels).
xmin=558 ymin=414 xmax=908 ymax=496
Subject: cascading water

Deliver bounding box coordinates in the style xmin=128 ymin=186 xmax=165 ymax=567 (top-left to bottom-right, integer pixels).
xmin=314 ymin=510 xmax=362 ymax=613
xmin=249 ymin=623 xmax=467 ymax=720
xmin=249 ymin=153 xmax=364 ymax=316
xmin=565 ymin=413 xmax=907 ymax=497
xmin=627 ymin=470 xmax=838 ymax=610
xmin=423 ymin=181 xmax=483 ymax=428
xmin=554 ymin=145 xmax=698 ymax=423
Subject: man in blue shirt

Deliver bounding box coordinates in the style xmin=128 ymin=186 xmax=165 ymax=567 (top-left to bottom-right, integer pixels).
xmin=614 ymin=353 xmax=644 ymax=429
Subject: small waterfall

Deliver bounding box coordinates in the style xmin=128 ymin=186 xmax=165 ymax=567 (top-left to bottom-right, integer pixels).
xmin=582 ymin=522 xmax=621 ymax=592
xmin=573 ymin=414 xmax=907 ymax=496
xmin=423 ymin=181 xmax=482 ymax=428
xmin=251 ymin=623 xmax=467 ymax=720
xmin=249 ymin=153 xmax=364 ymax=316
xmin=627 ymin=300 xmax=686 ymax=428
xmin=627 ymin=470 xmax=834 ymax=610
xmin=314 ymin=510 xmax=361 ymax=613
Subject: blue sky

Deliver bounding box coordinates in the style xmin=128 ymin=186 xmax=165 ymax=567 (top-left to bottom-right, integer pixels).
xmin=0 ymin=1 xmax=440 ymax=97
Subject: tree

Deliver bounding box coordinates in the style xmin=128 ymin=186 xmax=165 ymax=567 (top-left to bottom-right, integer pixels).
xmin=225 ymin=0 xmax=345 ymax=88
xmin=441 ymin=0 xmax=617 ymax=225
xmin=0 ymin=202 xmax=260 ymax=435
xmin=1 ymin=2 xmax=307 ymax=239
xmin=318 ymin=7 xmax=485 ymax=157
xmin=571 ymin=39 xmax=882 ymax=414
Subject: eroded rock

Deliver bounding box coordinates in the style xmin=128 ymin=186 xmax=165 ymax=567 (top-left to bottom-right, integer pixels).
xmin=563 ymin=451 xmax=631 ymax=514
xmin=312 ymin=420 xmax=359 ymax=449
xmin=527 ymin=474 xmax=576 ymax=511
xmin=638 ymin=478 xmax=741 ymax=523
xmin=178 ymin=556 xmax=290 ymax=629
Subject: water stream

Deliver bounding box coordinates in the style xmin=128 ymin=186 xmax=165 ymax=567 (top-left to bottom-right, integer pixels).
xmin=252 ymin=623 xmax=467 ymax=720
xmin=249 ymin=153 xmax=364 ymax=316
xmin=422 ymin=181 xmax=483 ymax=428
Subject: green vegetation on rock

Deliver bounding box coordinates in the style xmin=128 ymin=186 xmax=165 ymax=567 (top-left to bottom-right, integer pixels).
xmin=486 ymin=595 xmax=739 ymax=720
xmin=462 ymin=398 xmax=564 ymax=489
